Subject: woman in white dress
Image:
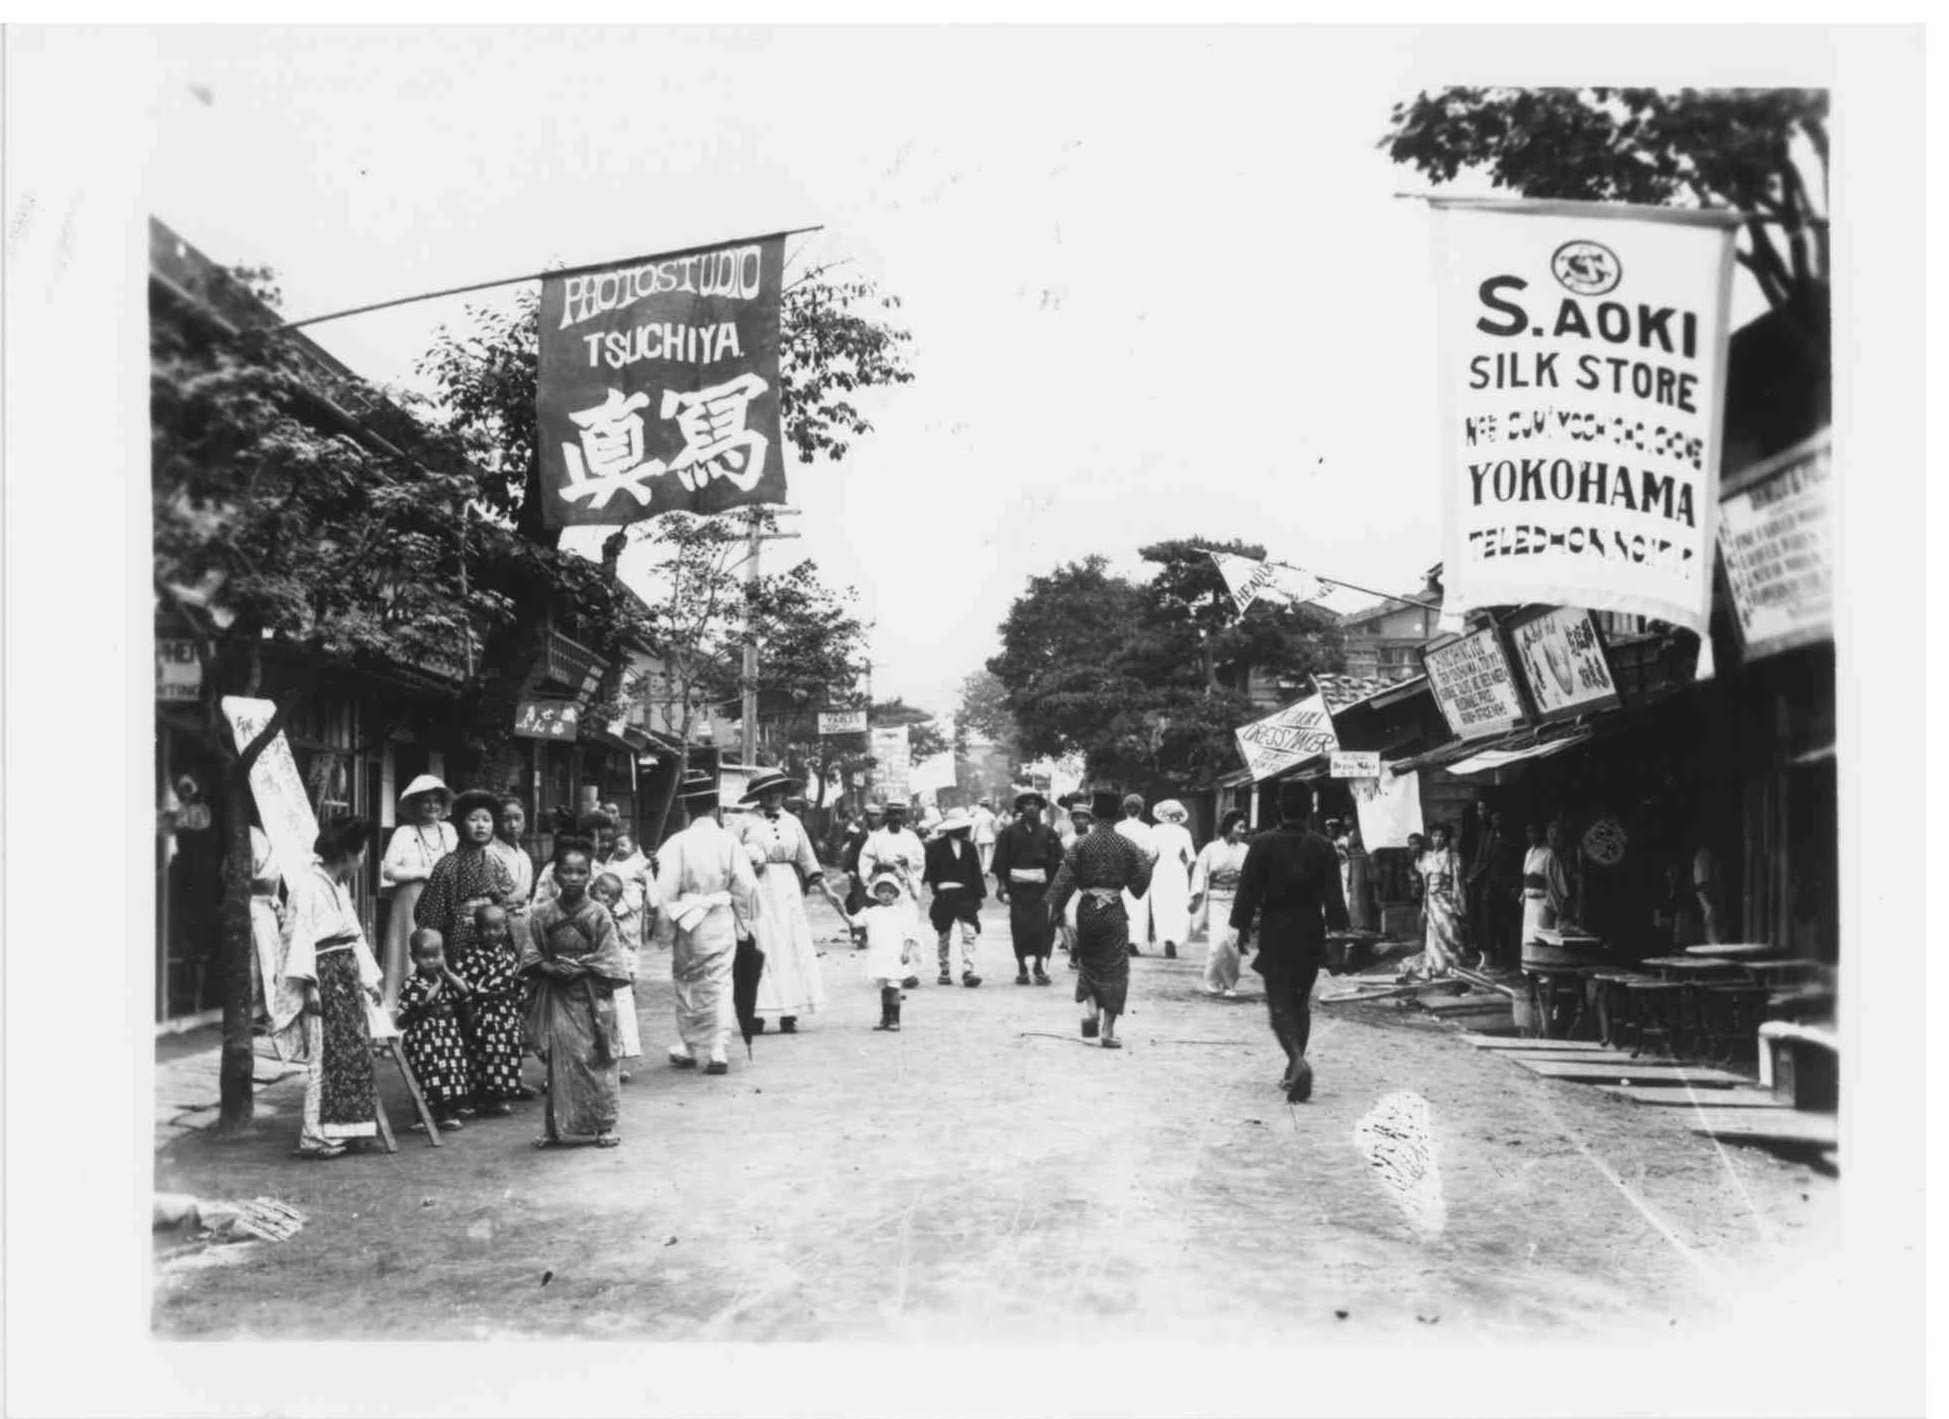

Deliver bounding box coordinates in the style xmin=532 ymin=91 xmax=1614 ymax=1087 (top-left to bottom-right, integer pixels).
xmin=1189 ymin=810 xmax=1253 ymax=995
xmin=378 ymin=774 xmax=454 ymax=1011
xmin=735 ymin=770 xmax=828 ymax=1032
xmin=1148 ymin=800 xmax=1197 ymax=959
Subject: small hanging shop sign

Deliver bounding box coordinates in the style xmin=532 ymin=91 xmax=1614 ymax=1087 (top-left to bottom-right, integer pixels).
xmin=1505 ymin=606 xmax=1621 ymax=722
xmin=513 ymin=699 xmax=581 ymax=741
xmin=1329 ymin=751 xmax=1382 ymax=779
xmin=1422 ymin=626 xmax=1527 ymax=741
xmin=1716 ymin=431 xmax=1833 ymax=661
xmin=156 ymin=638 xmax=203 ymax=701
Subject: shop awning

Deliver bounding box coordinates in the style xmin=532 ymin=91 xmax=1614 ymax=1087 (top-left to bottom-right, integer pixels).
xmin=1443 ymin=730 xmax=1596 ymax=777
xmin=1214 ymin=767 xmax=1257 ymax=789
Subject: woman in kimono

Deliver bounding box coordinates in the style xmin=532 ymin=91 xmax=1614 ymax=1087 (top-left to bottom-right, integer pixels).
xmin=378 ymin=775 xmax=454 ymax=1010
xmin=1147 ymin=800 xmax=1197 ymax=959
xmin=1404 ymin=821 xmax=1466 ymax=979
xmin=522 ymin=838 xmax=634 ymax=1148
xmin=487 ymin=797 xmax=537 ymax=942
xmin=1189 ymin=810 xmax=1252 ymax=996
xmin=735 ymin=770 xmax=827 ymax=1033
xmin=416 ymin=789 xmax=520 ymax=1114
xmin=270 ymin=816 xmax=384 ymax=1159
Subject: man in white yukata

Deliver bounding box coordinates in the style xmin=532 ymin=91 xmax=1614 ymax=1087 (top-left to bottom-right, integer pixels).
xmin=653 ymin=769 xmax=758 ymax=1076
xmin=734 ymin=769 xmax=828 ymax=1034
xmin=1116 ymin=793 xmax=1160 ymax=955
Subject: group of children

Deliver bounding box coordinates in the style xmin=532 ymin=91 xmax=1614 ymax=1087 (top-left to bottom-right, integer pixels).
xmin=393 ymin=857 xmax=651 ymax=1134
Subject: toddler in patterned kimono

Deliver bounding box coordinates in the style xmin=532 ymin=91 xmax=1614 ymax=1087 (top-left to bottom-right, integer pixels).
xmin=396 ymin=929 xmax=471 ymax=1130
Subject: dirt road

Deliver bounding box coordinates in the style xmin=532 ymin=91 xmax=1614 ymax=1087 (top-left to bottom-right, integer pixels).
xmin=153 ymin=895 xmax=1836 ymax=1341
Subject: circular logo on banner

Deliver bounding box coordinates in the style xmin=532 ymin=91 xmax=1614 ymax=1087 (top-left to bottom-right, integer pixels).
xmin=1582 ymin=816 xmax=1628 ymax=867
xmin=1551 ymin=239 xmax=1622 ymax=296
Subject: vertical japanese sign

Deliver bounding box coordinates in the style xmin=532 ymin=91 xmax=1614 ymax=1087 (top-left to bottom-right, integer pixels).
xmin=221 ymin=697 xmax=320 ymax=883
xmin=1717 ymin=432 xmax=1833 ymax=660
xmin=1234 ymin=693 xmax=1339 ymax=781
xmin=1429 ymin=198 xmax=1739 ymax=633
xmin=538 ymin=236 xmax=788 ymax=527
xmin=1422 ymin=627 xmax=1527 ymax=741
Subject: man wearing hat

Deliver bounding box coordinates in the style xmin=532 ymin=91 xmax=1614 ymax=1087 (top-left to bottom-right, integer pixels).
xmin=922 ymin=808 xmax=986 ymax=987
xmin=991 ymin=790 xmax=1065 ymax=985
xmin=971 ymin=797 xmax=1001 ymax=876
xmin=1046 ymin=789 xmax=1154 ymax=1048
xmin=1231 ymin=779 xmax=1350 ymax=1103
xmin=733 ymin=768 xmax=827 ymax=1033
xmin=652 ymin=768 xmax=759 ymax=1074
xmin=840 ymin=802 xmax=884 ymax=924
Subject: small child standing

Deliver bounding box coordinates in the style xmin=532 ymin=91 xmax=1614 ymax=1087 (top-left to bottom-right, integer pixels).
xmin=395 ymin=928 xmax=470 ymax=1130
xmin=456 ymin=904 xmax=528 ymax=1114
xmin=822 ymin=871 xmax=920 ymax=1031
xmin=591 ymin=872 xmax=644 ymax=1079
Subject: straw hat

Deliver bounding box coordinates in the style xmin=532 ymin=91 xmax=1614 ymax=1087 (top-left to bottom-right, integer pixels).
xmin=397 ymin=773 xmax=450 ymax=806
xmin=935 ymin=808 xmax=975 ymax=836
xmin=1154 ymin=799 xmax=1188 ymax=823
xmin=740 ymin=769 xmax=803 ymax=804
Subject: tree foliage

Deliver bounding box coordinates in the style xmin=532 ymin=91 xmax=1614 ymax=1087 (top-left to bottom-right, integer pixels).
xmin=986 ymin=541 xmax=1345 ymax=799
xmin=1381 ymin=87 xmax=1829 ymax=344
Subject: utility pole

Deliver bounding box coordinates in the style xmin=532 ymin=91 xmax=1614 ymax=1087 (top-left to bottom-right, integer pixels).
xmin=737 ymin=507 xmax=801 ymax=764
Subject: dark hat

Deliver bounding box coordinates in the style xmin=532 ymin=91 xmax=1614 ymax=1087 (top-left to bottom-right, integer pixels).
xmin=1013 ymin=791 xmax=1046 ymax=813
xmin=451 ymin=788 xmax=504 ymax=826
xmin=1089 ymin=789 xmax=1122 ymax=821
xmin=740 ymin=769 xmax=803 ymax=804
xmin=676 ymin=768 xmax=720 ymax=802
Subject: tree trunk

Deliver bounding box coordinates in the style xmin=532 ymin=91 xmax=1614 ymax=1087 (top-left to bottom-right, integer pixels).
xmin=215 ymin=765 xmax=259 ymax=1133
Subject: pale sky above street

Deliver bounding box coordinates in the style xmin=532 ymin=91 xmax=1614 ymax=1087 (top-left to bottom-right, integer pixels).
xmin=137 ymin=25 xmax=1780 ymax=717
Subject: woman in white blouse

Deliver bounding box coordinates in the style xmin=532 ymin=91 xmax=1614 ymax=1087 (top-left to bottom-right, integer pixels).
xmin=378 ymin=774 xmax=455 ymax=1010
xmin=1189 ymin=810 xmax=1253 ymax=996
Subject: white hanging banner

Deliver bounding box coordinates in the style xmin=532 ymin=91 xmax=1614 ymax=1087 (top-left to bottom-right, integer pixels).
xmin=1234 ymin=693 xmax=1339 ymax=781
xmin=1352 ymin=766 xmax=1424 ymax=850
xmin=1210 ymin=551 xmax=1328 ymax=614
xmin=1429 ymin=198 xmax=1740 ymax=633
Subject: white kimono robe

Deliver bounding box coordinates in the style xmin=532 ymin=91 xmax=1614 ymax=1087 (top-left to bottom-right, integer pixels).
xmin=859 ymin=826 xmax=928 ymax=903
xmin=1148 ymin=822 xmax=1197 ymax=948
xmin=736 ymin=810 xmax=827 ymax=1018
xmin=1116 ymin=818 xmax=1159 ymax=947
xmin=653 ymin=817 xmax=757 ymax=1063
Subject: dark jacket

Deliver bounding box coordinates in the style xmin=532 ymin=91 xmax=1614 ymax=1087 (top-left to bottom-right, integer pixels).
xmin=991 ymin=820 xmax=1065 ymax=898
xmin=923 ymin=834 xmax=987 ymax=901
xmin=1230 ymin=823 xmax=1350 ymax=973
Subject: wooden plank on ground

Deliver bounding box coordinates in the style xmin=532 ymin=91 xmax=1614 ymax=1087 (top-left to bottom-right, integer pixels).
xmin=1459 ymin=1035 xmax=1609 ymax=1052
xmin=1682 ymin=1109 xmax=1838 ymax=1147
xmin=1599 ymin=1084 xmax=1794 ymax=1109
xmin=1513 ymin=1058 xmax=1752 ymax=1086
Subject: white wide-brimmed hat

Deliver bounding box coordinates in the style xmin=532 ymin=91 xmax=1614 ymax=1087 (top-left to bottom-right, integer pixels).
xmin=1154 ymin=799 xmax=1188 ymax=823
xmin=935 ymin=808 xmax=975 ymax=835
xmin=398 ymin=773 xmax=451 ymax=805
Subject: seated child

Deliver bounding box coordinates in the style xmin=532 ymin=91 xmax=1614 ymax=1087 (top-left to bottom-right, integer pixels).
xmin=821 ymin=871 xmax=920 ymax=1032
xmin=395 ymin=928 xmax=471 ymax=1130
xmin=590 ymin=872 xmax=644 ymax=1080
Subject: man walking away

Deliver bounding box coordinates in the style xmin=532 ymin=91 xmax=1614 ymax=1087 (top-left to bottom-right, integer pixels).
xmin=1231 ymin=780 xmax=1349 ymax=1102
xmin=1047 ymin=789 xmax=1153 ymax=1049
xmin=1115 ymin=793 xmax=1159 ymax=955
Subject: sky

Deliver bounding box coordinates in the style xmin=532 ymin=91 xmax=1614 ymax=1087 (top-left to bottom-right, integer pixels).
xmin=136 ymin=25 xmax=1774 ymax=719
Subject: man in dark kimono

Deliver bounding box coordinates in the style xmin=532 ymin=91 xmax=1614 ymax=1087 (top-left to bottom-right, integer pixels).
xmin=922 ymin=811 xmax=986 ymax=987
xmin=992 ymin=791 xmax=1065 ymax=986
xmin=1231 ymin=779 xmax=1349 ymax=1102
xmin=1465 ymin=797 xmax=1515 ymax=968
xmin=1047 ymin=789 xmax=1153 ymax=1049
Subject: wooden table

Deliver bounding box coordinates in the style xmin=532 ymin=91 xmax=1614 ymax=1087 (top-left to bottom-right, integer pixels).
xmin=1684 ymin=942 xmax=1787 ymax=961
xmin=1640 ymin=955 xmax=1745 ymax=980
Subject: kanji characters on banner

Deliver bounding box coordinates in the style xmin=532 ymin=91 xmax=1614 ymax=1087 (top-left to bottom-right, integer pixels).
xmin=537 ymin=237 xmax=788 ymax=527
xmin=1428 ymin=198 xmax=1740 ymax=633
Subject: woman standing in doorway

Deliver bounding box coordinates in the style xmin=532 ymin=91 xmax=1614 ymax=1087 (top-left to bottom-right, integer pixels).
xmin=379 ymin=775 xmax=454 ymax=1011
xmin=1405 ymin=821 xmax=1467 ymax=979
xmin=270 ymin=816 xmax=384 ymax=1159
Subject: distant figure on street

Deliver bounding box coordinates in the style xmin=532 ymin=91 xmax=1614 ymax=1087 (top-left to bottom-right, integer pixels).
xmin=971 ymin=798 xmax=1001 ymax=874
xmin=1231 ymin=779 xmax=1349 ymax=1103
xmin=1055 ymin=799 xmax=1094 ymax=968
xmin=1147 ymin=800 xmax=1196 ymax=958
xmin=1190 ymin=810 xmax=1252 ymax=996
xmin=840 ymin=804 xmax=882 ymax=916
xmin=860 ymin=801 xmax=928 ymax=906
xmin=922 ymin=809 xmax=985 ymax=987
xmin=992 ymin=790 xmax=1064 ymax=986
xmin=1344 ymin=822 xmax=1376 ymax=934
xmin=1048 ymin=789 xmax=1154 ymax=1049
xmin=1116 ymin=793 xmax=1159 ymax=955
xmin=1464 ymin=799 xmax=1509 ymax=966
xmin=1404 ymin=821 xmax=1467 ymax=979
xmin=1520 ymin=819 xmax=1574 ymax=961
xmin=653 ymin=770 xmax=758 ymax=1075
xmin=522 ymin=838 xmax=634 ymax=1148
xmin=379 ymin=775 xmax=455 ymax=1011
xmin=735 ymin=769 xmax=827 ymax=1034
